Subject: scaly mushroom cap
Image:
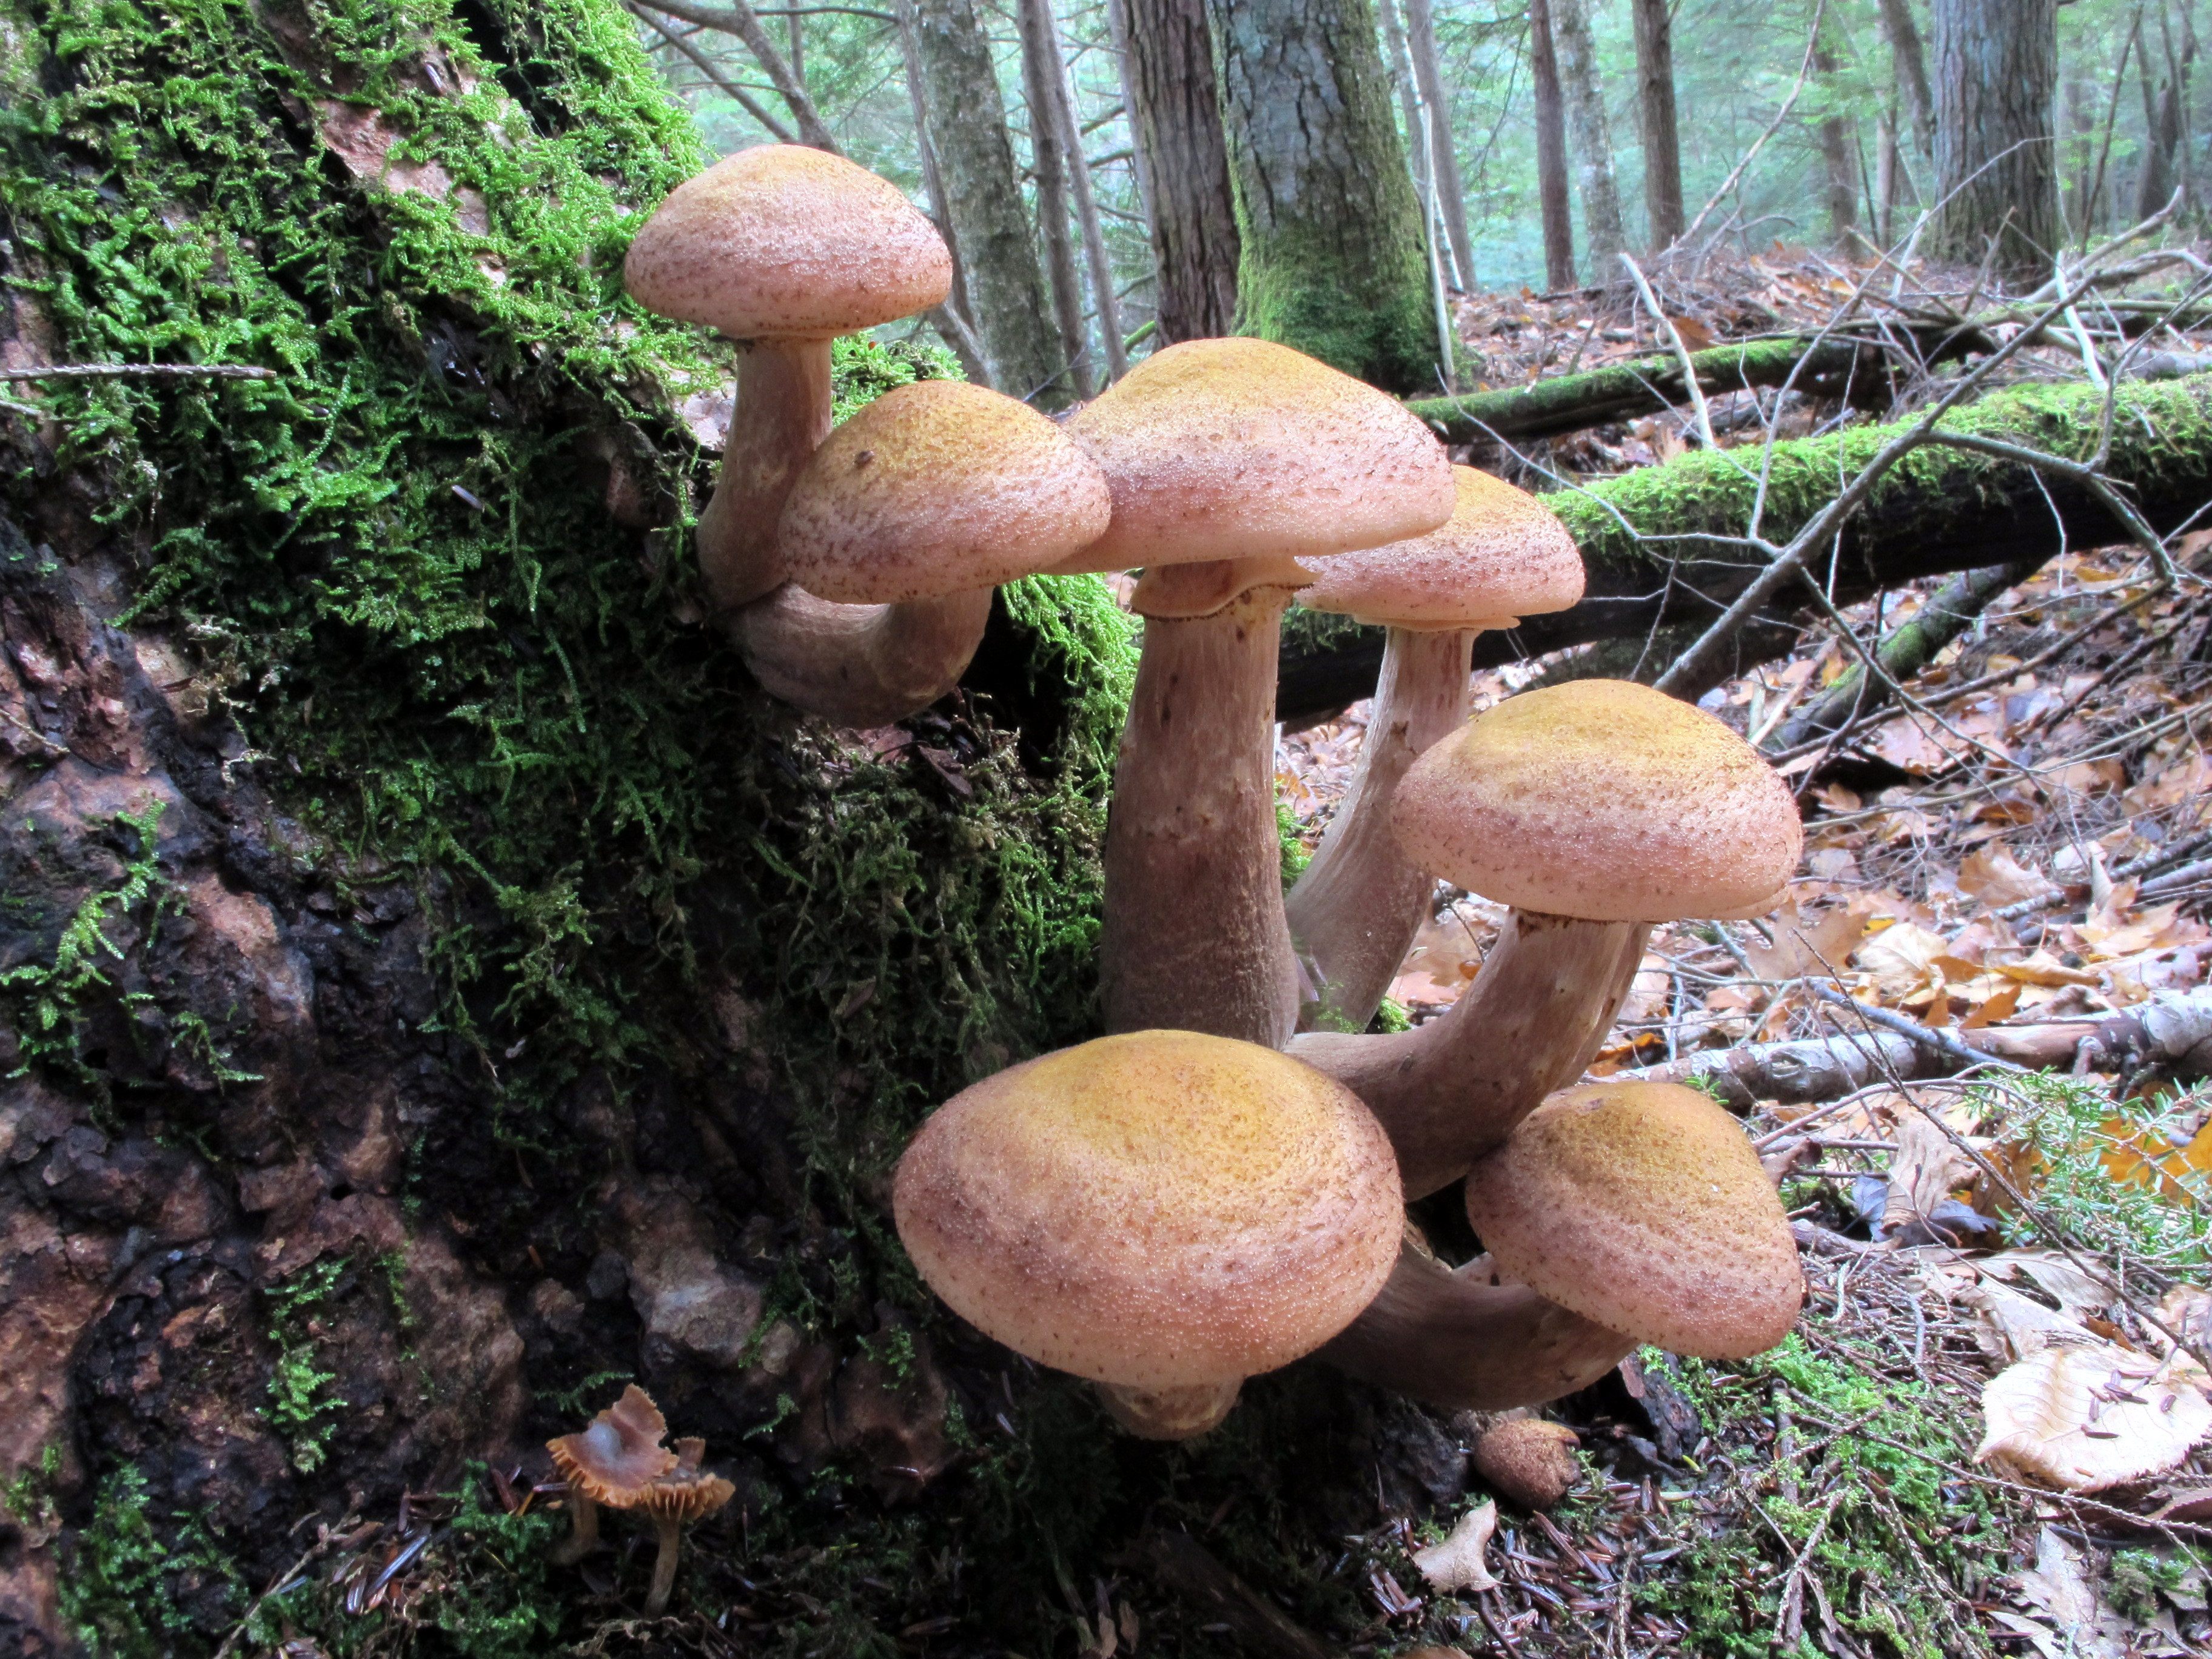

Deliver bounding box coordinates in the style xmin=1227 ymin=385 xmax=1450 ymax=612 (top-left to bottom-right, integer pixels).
xmin=779 ymin=380 xmax=1112 ymax=603
xmin=893 ymin=1030 xmax=1403 ymax=1392
xmin=623 ymin=145 xmax=952 ymax=340
xmin=1296 ymin=466 xmax=1586 ymax=631
xmin=1471 ymin=1418 xmax=1583 ymax=1510
xmin=1463 ymin=1082 xmax=1803 ymax=1359
xmin=1393 ymin=679 xmax=1803 ymax=922
xmin=548 ymin=1384 xmax=679 ymax=1506
xmin=1055 ymin=338 xmax=1454 ymax=577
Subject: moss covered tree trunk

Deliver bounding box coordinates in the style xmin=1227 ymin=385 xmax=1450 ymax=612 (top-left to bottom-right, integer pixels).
xmin=1205 ymin=0 xmax=1443 ymax=392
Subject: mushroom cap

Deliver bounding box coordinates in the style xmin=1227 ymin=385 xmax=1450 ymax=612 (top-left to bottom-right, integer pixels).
xmin=637 ymin=1438 xmax=737 ymax=1524
xmin=623 ymin=145 xmax=952 ymax=341
xmin=1055 ymin=338 xmax=1454 ymax=575
xmin=1463 ymin=1082 xmax=1804 ymax=1359
xmin=1393 ymin=679 xmax=1803 ymax=922
xmin=779 ymin=380 xmax=1113 ymax=603
xmin=1296 ymin=466 xmax=1586 ymax=631
xmin=893 ymin=1030 xmax=1403 ymax=1392
xmin=547 ymin=1384 xmax=679 ymax=1506
xmin=1470 ymin=1418 xmax=1582 ymax=1510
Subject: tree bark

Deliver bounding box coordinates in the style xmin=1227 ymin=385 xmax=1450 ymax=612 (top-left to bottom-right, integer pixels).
xmin=1553 ymin=0 xmax=1626 ymax=280
xmin=1528 ymin=0 xmax=1578 ymax=290
xmin=1875 ymin=0 xmax=1937 ymax=162
xmin=1111 ymin=0 xmax=1241 ymax=343
xmin=1016 ymin=0 xmax=1094 ymax=401
xmin=1929 ymin=0 xmax=2061 ymax=281
xmin=893 ymin=0 xmax=994 ymax=384
xmin=910 ymin=0 xmax=1070 ymax=404
xmin=1632 ymin=0 xmax=1686 ymax=247
xmin=1207 ymin=0 xmax=1444 ymax=391
xmin=1045 ymin=1 xmax=1130 ymax=380
xmin=1403 ymin=0 xmax=1476 ymax=291
xmin=1815 ymin=32 xmax=1860 ymax=244
xmin=2136 ymin=8 xmax=2196 ymax=220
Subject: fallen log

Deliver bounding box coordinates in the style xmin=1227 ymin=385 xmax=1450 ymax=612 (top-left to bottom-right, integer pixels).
xmin=1280 ymin=372 xmax=2212 ymax=720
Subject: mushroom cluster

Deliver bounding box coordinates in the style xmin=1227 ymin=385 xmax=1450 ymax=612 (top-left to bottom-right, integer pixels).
xmin=621 ymin=149 xmax=1811 ymax=1441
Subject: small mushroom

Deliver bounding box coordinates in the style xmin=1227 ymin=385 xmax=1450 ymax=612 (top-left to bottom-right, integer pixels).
xmin=1470 ymin=1418 xmax=1583 ymax=1511
xmin=635 ymin=1438 xmax=736 ymax=1616
xmin=1290 ymin=679 xmax=1802 ymax=1196
xmin=1285 ymin=466 xmax=1585 ymax=1031
xmin=545 ymin=1384 xmax=679 ymax=1565
xmin=893 ymin=1030 xmax=1403 ymax=1438
xmin=1461 ymin=1080 xmax=1805 ymax=1359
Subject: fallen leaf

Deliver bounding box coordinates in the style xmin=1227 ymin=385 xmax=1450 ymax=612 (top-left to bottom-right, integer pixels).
xmin=1748 ymin=896 xmax=1875 ymax=980
xmin=1854 ymin=922 xmax=1951 ymax=1002
xmin=1959 ymin=845 xmax=2055 ymax=908
xmin=1411 ymin=1500 xmax=1499 ymax=1595
xmin=1881 ymin=1113 xmax=1982 ymax=1243
xmin=1994 ymin=951 xmax=2101 ymax=988
xmin=1978 ymin=1344 xmax=2212 ymax=1490
xmin=2010 ymin=1527 xmax=2129 ymax=1659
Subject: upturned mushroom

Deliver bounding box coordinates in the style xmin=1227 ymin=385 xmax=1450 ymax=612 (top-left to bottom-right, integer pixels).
xmin=1056 ymin=338 xmax=1455 ymax=1045
xmin=636 ymin=1437 xmax=736 ymax=1615
xmin=893 ymin=1029 xmax=1403 ymax=1438
xmin=739 ymin=378 xmax=1111 ymax=725
xmin=546 ymin=1384 xmax=679 ymax=1564
xmin=1284 ymin=466 xmax=1584 ymax=1032
xmin=1289 ymin=678 xmax=1802 ymax=1197
xmin=623 ymin=144 xmax=952 ymax=613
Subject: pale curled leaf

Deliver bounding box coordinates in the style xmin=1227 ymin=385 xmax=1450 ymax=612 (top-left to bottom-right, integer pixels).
xmin=1978 ymin=1344 xmax=2212 ymax=1491
xmin=1412 ymin=1500 xmax=1498 ymax=1595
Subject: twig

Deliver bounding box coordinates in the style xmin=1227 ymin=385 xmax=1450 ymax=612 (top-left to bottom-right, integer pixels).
xmin=627 ymin=0 xmax=797 ymax=139
xmin=0 ymin=362 xmax=278 ymax=382
xmin=1621 ymin=254 xmax=1719 ymax=453
xmin=1678 ymin=1 xmax=1828 ymax=250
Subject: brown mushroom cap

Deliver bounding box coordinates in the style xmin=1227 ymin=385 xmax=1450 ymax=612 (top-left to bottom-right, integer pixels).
xmin=1463 ymin=1082 xmax=1804 ymax=1359
xmin=1393 ymin=679 xmax=1803 ymax=922
xmin=1054 ymin=338 xmax=1454 ymax=575
xmin=548 ymin=1384 xmax=679 ymax=1506
xmin=637 ymin=1438 xmax=737 ymax=1524
xmin=893 ymin=1030 xmax=1403 ymax=1392
xmin=1471 ymin=1418 xmax=1582 ymax=1510
xmin=623 ymin=145 xmax=952 ymax=340
xmin=779 ymin=380 xmax=1112 ymax=603
xmin=1296 ymin=466 xmax=1586 ymax=631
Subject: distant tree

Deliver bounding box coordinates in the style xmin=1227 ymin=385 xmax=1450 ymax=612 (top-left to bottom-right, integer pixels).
xmin=1929 ymin=0 xmax=2060 ymax=280
xmin=1814 ymin=25 xmax=1859 ymax=245
xmin=1875 ymin=0 xmax=1937 ymax=162
xmin=1528 ymin=0 xmax=1578 ymax=288
xmin=1631 ymin=0 xmax=1685 ymax=246
xmin=1109 ymin=0 xmax=1240 ymax=342
xmin=1015 ymin=0 xmax=1094 ymax=397
xmin=1403 ymin=0 xmax=1477 ymax=290
xmin=2134 ymin=7 xmax=2197 ymax=220
xmin=1552 ymin=0 xmax=1626 ymax=278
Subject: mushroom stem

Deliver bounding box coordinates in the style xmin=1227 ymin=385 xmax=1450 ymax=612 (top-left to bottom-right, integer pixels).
xmin=1094 ymin=1379 xmax=1243 ymax=1440
xmin=1101 ymin=583 xmax=1301 ymax=1046
xmin=731 ymin=583 xmax=994 ymax=727
xmin=643 ymin=1511 xmax=684 ymax=1616
xmin=1321 ymin=1243 xmax=1636 ymax=1412
xmin=697 ymin=338 xmax=836 ymax=615
xmin=1285 ymin=626 xmax=1475 ymax=1033
xmin=1287 ymin=911 xmax=1651 ymax=1198
xmin=551 ymin=1491 xmax=598 ymax=1564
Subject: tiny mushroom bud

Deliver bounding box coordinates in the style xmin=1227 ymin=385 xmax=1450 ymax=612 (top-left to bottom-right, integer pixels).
xmin=1462 ymin=1081 xmax=1805 ymax=1359
xmin=1470 ymin=1418 xmax=1583 ymax=1511
xmin=1285 ymin=466 xmax=1585 ymax=1031
xmin=1291 ymin=678 xmax=1803 ymax=1197
xmin=636 ymin=1437 xmax=736 ymax=1616
xmin=893 ymin=1030 xmax=1403 ymax=1439
xmin=546 ymin=1384 xmax=679 ymax=1565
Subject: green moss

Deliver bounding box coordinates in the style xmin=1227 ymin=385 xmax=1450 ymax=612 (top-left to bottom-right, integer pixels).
xmin=61 ymin=1466 xmax=244 ymax=1659
xmin=261 ymin=1258 xmax=350 ymax=1474
xmin=1235 ymin=212 xmax=1441 ymax=394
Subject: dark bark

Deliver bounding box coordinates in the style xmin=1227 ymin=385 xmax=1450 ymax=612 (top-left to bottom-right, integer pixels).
xmin=1632 ymin=0 xmax=1686 ymax=247
xmin=1207 ymin=0 xmax=1443 ymax=391
xmin=893 ymin=0 xmax=993 ymax=384
xmin=1554 ymin=0 xmax=1627 ymax=277
xmin=1816 ymin=33 xmax=1860 ymax=243
xmin=1281 ymin=372 xmax=2212 ymax=720
xmin=1110 ymin=0 xmax=1240 ymax=343
xmin=910 ymin=0 xmax=1070 ymax=404
xmin=1929 ymin=0 xmax=2061 ymax=280
xmin=2136 ymin=8 xmax=2196 ymax=220
xmin=1529 ymin=0 xmax=1578 ymax=291
xmin=1016 ymin=0 xmax=1094 ymax=400
xmin=1875 ymin=0 xmax=1937 ymax=161
xmin=1403 ymin=0 xmax=1475 ymax=291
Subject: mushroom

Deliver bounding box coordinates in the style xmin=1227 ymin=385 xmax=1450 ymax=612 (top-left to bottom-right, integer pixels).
xmin=1470 ymin=1418 xmax=1583 ymax=1511
xmin=1461 ymin=1080 xmax=1805 ymax=1359
xmin=1055 ymin=338 xmax=1454 ymax=1045
xmin=1284 ymin=466 xmax=1584 ymax=1032
xmin=545 ymin=1384 xmax=679 ymax=1565
xmin=1289 ymin=678 xmax=1802 ymax=1197
xmin=893 ymin=1029 xmax=1403 ymax=1439
xmin=737 ymin=378 xmax=1112 ymax=724
xmin=623 ymin=144 xmax=953 ymax=613
xmin=636 ymin=1437 xmax=736 ymax=1615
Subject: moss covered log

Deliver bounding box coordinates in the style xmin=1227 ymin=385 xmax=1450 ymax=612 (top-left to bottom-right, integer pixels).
xmin=1283 ymin=372 xmax=2212 ymax=718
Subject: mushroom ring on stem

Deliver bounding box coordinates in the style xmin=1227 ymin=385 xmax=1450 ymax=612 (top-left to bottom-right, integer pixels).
xmin=893 ymin=1030 xmax=1403 ymax=1439
xmin=1057 ymin=338 xmax=1455 ymax=1046
xmin=738 ymin=379 xmax=1110 ymax=725
xmin=1285 ymin=466 xmax=1584 ymax=1033
xmin=623 ymin=144 xmax=953 ymax=614
xmin=1289 ymin=678 xmax=1803 ymax=1197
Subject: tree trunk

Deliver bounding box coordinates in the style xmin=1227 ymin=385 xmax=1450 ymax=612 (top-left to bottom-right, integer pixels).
xmin=1207 ymin=0 xmax=1444 ymax=390
xmin=1632 ymin=0 xmax=1686 ymax=247
xmin=1929 ymin=0 xmax=2060 ymax=281
xmin=910 ymin=0 xmax=1071 ymax=403
xmin=1553 ymin=0 xmax=1627 ymax=280
xmin=1876 ymin=0 xmax=1937 ymax=162
xmin=2136 ymin=8 xmax=2196 ymax=219
xmin=1403 ymin=0 xmax=1476 ymax=291
xmin=1380 ymin=0 xmax=1431 ymax=212
xmin=894 ymin=0 xmax=994 ymax=384
xmin=1528 ymin=0 xmax=1578 ymax=290
xmin=1815 ymin=33 xmax=1860 ymax=244
xmin=1045 ymin=2 xmax=1131 ymax=380
xmin=1111 ymin=0 xmax=1241 ymax=343
xmin=1016 ymin=0 xmax=1095 ymax=400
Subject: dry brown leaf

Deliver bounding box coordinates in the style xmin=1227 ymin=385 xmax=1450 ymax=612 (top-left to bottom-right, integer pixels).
xmin=1959 ymin=845 xmax=2055 ymax=908
xmin=1977 ymin=1344 xmax=2212 ymax=1491
xmin=1854 ymin=922 xmax=1951 ymax=1001
xmin=1746 ymin=896 xmax=1874 ymax=981
xmin=1994 ymin=951 xmax=2101 ymax=988
xmin=1411 ymin=1500 xmax=1499 ymax=1595
xmin=1883 ymin=1112 xmax=1981 ymax=1240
